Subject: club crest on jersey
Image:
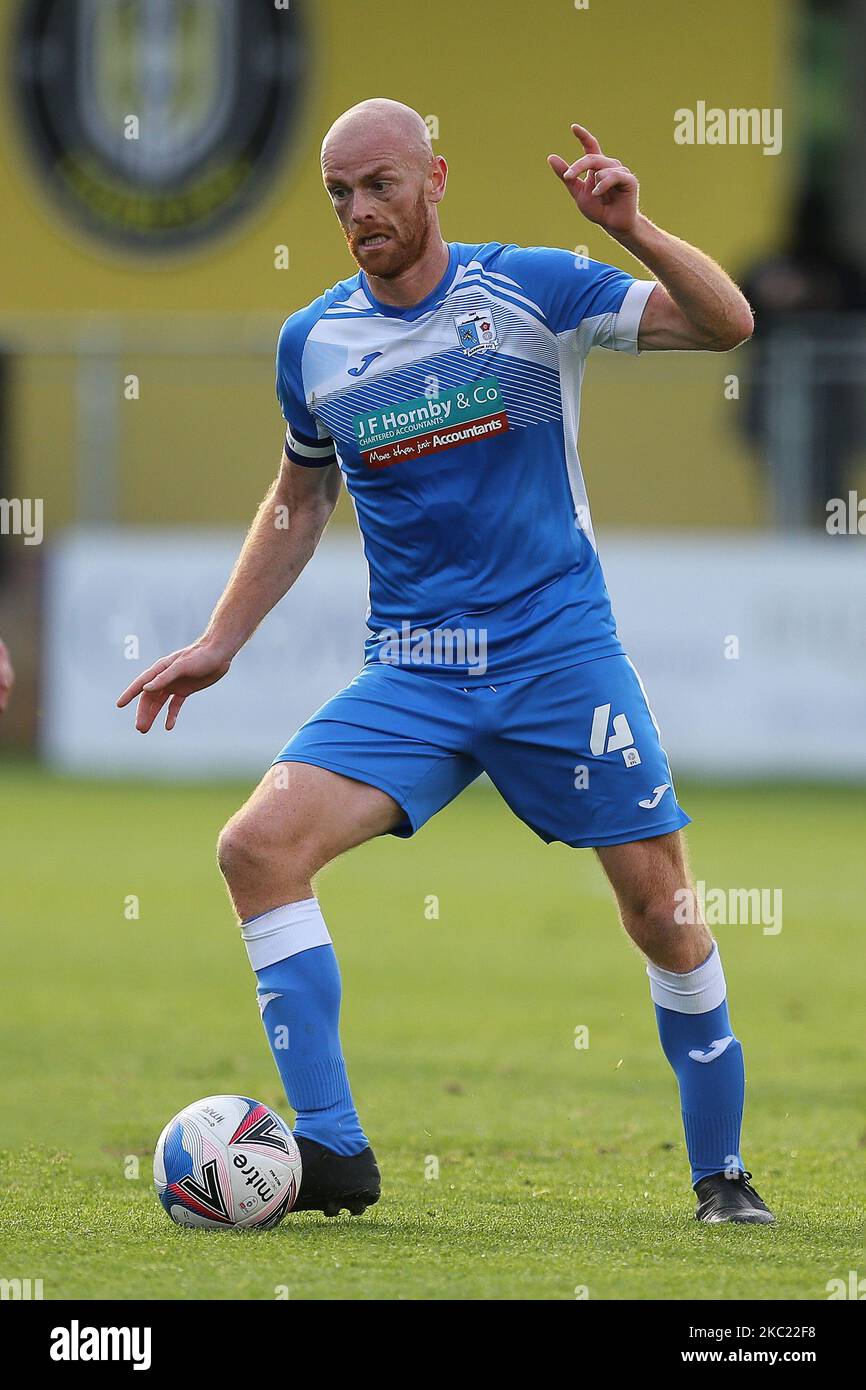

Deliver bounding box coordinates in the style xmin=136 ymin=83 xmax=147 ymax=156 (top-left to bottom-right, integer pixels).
xmin=454 ymin=306 xmax=498 ymax=356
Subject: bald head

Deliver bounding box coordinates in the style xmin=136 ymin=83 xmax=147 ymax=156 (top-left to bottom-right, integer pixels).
xmin=321 ymin=98 xmax=447 ymax=285
xmin=321 ymin=99 xmax=433 ymax=170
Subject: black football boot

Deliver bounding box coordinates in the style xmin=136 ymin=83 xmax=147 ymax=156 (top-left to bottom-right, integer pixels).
xmin=292 ymin=1136 xmax=381 ymax=1217
xmin=694 ymin=1169 xmax=775 ymax=1224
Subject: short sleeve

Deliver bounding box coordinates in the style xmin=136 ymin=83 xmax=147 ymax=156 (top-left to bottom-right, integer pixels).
xmin=275 ymin=314 xmax=337 ymax=467
xmin=491 ymin=245 xmax=656 ymax=355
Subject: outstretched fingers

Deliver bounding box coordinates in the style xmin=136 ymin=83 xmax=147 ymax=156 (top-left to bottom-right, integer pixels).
xmin=116 ymin=651 xmax=183 ymax=708
xmin=548 ymin=151 xmax=620 ymax=192
xmin=134 ymin=686 xmax=173 ymax=734
xmin=548 ymin=125 xmax=611 ymax=192
xmin=164 ymin=693 xmax=187 ymax=732
xmin=566 ymin=153 xmax=622 ymax=180
xmin=547 ymin=153 xmax=571 ymax=179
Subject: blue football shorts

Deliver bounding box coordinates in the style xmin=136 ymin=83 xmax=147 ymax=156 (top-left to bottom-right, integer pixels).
xmin=273 ymin=654 xmax=690 ymax=849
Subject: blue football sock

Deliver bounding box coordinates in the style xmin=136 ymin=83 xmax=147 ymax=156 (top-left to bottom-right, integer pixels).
xmin=241 ymin=898 xmax=369 ymax=1157
xmin=647 ymin=944 xmax=745 ymax=1185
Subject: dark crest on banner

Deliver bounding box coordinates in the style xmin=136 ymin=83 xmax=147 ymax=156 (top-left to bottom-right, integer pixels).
xmin=13 ymin=0 xmax=307 ymax=253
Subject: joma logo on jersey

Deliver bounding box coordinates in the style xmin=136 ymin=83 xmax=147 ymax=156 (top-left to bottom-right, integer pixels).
xmin=354 ymin=377 xmax=509 ymax=468
xmin=454 ymin=305 xmax=498 ymax=355
xmin=590 ymin=703 xmax=640 ymax=766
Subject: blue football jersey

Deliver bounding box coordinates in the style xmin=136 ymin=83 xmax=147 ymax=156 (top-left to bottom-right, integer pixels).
xmin=276 ymin=241 xmax=656 ymax=681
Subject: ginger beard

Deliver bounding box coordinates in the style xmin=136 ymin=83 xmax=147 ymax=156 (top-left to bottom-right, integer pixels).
xmin=343 ymin=185 xmax=435 ymax=280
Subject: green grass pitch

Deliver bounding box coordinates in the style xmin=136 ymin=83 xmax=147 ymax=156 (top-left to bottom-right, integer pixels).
xmin=0 ymin=765 xmax=863 ymax=1300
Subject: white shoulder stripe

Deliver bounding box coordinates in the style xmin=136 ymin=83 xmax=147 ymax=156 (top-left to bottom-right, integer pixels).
xmin=479 ymin=267 xmax=524 ymax=291
xmin=451 ymin=272 xmax=545 ymax=319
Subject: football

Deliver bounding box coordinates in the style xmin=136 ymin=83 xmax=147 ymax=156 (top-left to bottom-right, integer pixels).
xmin=153 ymin=1095 xmax=302 ymax=1229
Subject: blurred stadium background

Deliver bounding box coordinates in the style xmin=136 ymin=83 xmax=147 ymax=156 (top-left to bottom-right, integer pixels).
xmin=0 ymin=0 xmax=864 ymax=775
xmin=0 ymin=0 xmax=865 ymax=1302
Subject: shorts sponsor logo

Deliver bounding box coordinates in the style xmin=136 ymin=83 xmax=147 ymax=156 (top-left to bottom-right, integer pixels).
xmin=354 ymin=376 xmax=509 ymax=468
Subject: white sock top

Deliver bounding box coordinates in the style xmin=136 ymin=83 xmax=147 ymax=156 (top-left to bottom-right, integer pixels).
xmin=646 ymin=942 xmax=727 ymax=1015
xmin=240 ymin=897 xmax=331 ymax=971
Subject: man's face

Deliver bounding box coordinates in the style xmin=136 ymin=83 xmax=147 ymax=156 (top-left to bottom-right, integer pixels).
xmin=322 ymin=140 xmax=440 ymax=279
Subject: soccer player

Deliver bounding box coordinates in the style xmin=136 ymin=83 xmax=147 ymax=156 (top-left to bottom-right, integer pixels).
xmin=118 ymin=100 xmax=773 ymax=1224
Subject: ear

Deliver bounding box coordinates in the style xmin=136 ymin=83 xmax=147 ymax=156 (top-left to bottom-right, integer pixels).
xmin=429 ymin=155 xmax=448 ymax=203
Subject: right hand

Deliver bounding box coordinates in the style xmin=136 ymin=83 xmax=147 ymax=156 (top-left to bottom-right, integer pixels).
xmin=116 ymin=638 xmax=233 ymax=733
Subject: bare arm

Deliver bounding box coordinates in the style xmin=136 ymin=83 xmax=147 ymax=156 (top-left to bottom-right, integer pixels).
xmin=117 ymin=454 xmax=341 ymax=732
xmin=548 ymin=122 xmax=754 ymax=351
xmin=616 ymin=218 xmax=754 ymax=351
xmin=202 ymin=454 xmax=341 ymax=659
